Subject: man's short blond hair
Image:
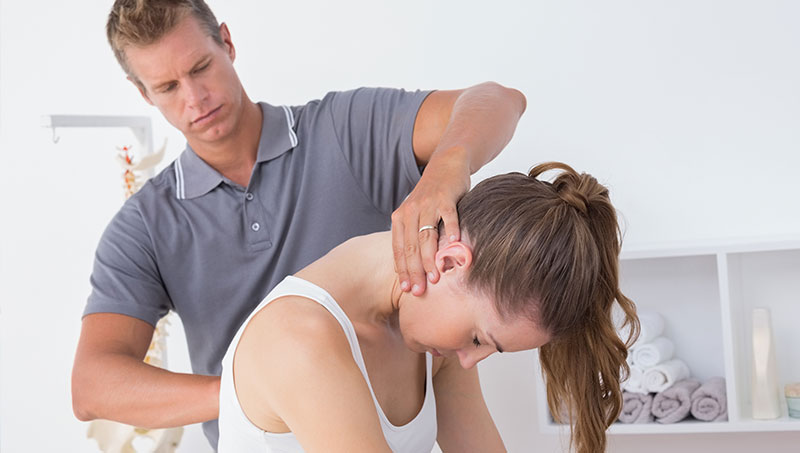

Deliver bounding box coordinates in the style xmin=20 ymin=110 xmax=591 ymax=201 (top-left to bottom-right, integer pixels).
xmin=107 ymin=0 xmax=223 ymax=83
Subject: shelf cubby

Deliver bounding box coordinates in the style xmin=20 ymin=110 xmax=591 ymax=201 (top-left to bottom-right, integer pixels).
xmin=534 ymin=237 xmax=800 ymax=435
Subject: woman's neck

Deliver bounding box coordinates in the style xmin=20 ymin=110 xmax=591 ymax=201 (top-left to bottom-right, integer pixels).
xmin=294 ymin=231 xmax=406 ymax=328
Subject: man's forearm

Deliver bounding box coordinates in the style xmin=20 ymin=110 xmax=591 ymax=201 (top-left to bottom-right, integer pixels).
xmin=390 ymin=82 xmax=527 ymax=295
xmin=432 ymin=82 xmax=527 ymax=173
xmin=72 ymin=353 xmax=220 ymax=428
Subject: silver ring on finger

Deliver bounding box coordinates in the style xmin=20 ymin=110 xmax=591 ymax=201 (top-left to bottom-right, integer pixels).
xmin=418 ymin=225 xmax=436 ymax=233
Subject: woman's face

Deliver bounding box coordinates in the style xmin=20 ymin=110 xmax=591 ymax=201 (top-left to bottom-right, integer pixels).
xmin=397 ymin=241 xmax=550 ymax=369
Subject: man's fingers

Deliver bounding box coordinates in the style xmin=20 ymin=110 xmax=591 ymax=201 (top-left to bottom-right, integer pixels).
xmin=419 ymin=224 xmax=440 ymax=284
xmin=391 ymin=217 xmax=411 ymax=291
xmin=440 ymin=204 xmax=460 ymax=243
xmin=404 ymin=221 xmax=427 ymax=296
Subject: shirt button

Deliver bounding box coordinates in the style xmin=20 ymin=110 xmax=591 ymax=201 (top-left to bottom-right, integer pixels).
xmin=251 ymin=222 xmax=260 ymax=232
xmin=245 ymin=192 xmax=254 ymax=201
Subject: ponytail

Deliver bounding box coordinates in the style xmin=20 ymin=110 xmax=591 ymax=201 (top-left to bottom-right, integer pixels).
xmin=456 ymin=161 xmax=639 ymax=452
xmin=532 ymin=162 xmax=639 ymax=452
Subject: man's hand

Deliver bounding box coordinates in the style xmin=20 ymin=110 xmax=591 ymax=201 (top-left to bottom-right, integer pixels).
xmin=391 ymin=147 xmax=470 ymax=296
xmin=391 ymin=82 xmax=527 ymax=296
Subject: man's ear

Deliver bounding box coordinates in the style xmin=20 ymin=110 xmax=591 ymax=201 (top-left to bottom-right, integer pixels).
xmin=128 ymin=76 xmax=153 ymax=106
xmin=435 ymin=241 xmax=473 ymax=275
xmin=219 ymin=23 xmax=235 ymax=62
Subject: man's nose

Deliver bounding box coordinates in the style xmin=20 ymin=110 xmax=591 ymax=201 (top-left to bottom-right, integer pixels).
xmin=183 ymin=80 xmax=209 ymax=109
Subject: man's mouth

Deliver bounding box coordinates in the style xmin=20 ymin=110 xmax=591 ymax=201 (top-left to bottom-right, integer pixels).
xmin=192 ymin=105 xmax=222 ymax=125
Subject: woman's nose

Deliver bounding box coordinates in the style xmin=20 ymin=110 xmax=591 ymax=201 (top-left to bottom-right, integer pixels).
xmin=456 ymin=348 xmax=493 ymax=369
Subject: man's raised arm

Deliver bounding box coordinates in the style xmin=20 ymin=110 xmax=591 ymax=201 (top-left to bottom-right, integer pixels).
xmin=392 ymin=81 xmax=527 ymax=295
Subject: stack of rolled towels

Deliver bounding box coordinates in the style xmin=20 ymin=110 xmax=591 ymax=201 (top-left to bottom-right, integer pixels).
xmin=617 ymin=309 xmax=728 ymax=424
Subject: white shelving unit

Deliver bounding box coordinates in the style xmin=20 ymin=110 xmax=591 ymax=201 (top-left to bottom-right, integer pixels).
xmin=534 ymin=235 xmax=800 ymax=435
xmin=41 ymin=114 xmax=163 ymax=182
xmin=42 ymin=114 xmax=155 ymax=154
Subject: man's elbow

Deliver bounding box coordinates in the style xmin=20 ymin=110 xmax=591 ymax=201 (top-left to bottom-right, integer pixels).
xmin=71 ymin=368 xmax=99 ymax=421
xmin=73 ymin=403 xmax=96 ymax=422
xmin=498 ymin=83 xmax=527 ymax=117
xmin=72 ymin=394 xmax=97 ymax=422
xmin=510 ymin=87 xmax=527 ymax=116
xmin=478 ymin=81 xmax=527 ymax=116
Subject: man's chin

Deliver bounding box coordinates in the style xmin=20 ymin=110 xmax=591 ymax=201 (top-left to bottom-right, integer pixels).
xmin=189 ymin=124 xmax=232 ymax=146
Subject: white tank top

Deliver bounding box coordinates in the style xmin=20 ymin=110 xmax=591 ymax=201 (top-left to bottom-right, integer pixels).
xmin=218 ymin=276 xmax=437 ymax=452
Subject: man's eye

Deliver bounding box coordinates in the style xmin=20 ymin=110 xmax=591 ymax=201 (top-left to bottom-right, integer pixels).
xmin=162 ymin=83 xmax=177 ymax=93
xmin=193 ymin=64 xmax=209 ymax=74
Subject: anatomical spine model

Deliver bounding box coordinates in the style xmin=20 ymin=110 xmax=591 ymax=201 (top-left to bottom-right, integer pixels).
xmin=87 ymin=141 xmax=185 ymax=453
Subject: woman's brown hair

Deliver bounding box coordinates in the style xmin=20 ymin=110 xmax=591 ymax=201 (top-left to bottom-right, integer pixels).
xmin=456 ymin=162 xmax=639 ymax=453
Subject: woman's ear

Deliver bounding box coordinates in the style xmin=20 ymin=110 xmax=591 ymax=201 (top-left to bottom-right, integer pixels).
xmin=435 ymin=241 xmax=473 ymax=276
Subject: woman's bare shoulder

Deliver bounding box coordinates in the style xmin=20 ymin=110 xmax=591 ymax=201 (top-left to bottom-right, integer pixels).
xmin=238 ymin=295 xmax=350 ymax=362
xmin=232 ymin=295 xmax=356 ymax=431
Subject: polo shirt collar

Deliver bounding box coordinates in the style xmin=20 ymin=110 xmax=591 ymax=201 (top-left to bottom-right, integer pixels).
xmin=257 ymin=102 xmax=298 ymax=162
xmin=173 ymin=102 xmax=298 ymax=200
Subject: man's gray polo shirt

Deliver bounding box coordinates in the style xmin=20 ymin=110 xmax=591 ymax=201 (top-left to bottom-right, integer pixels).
xmin=84 ymin=87 xmax=432 ymax=448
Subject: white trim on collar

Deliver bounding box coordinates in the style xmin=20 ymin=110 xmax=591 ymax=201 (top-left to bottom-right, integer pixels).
xmin=174 ymin=158 xmax=186 ymax=200
xmin=281 ymin=105 xmax=299 ymax=148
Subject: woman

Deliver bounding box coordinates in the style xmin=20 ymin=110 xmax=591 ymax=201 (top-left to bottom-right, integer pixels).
xmin=217 ymin=162 xmax=639 ymax=453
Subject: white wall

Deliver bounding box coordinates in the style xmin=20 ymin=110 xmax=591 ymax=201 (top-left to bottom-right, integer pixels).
xmin=1 ymin=1 xmax=799 ymax=452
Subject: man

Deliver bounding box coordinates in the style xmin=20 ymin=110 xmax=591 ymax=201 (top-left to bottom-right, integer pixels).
xmin=71 ymin=0 xmax=526 ymax=449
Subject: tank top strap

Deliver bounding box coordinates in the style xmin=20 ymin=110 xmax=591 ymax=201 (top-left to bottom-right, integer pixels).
xmin=277 ymin=277 xmax=434 ymax=433
xmin=278 ymin=276 xmax=364 ymax=360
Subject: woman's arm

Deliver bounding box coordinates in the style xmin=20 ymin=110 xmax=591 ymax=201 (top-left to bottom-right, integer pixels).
xmin=234 ymin=296 xmax=392 ymax=453
xmin=433 ymin=356 xmax=507 ymax=453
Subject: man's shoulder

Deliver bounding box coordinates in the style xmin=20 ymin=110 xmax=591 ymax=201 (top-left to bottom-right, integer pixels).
xmin=283 ymin=87 xmax=417 ymax=140
xmin=105 ymin=160 xmax=181 ymax=233
xmin=145 ymin=160 xmax=179 ymax=192
xmin=280 ymin=87 xmax=388 ymax=115
xmin=125 ymin=160 xmax=180 ymax=206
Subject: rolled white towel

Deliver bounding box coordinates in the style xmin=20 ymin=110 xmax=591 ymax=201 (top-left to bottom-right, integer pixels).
xmin=633 ymin=337 xmax=675 ymax=368
xmin=619 ymin=309 xmax=665 ymax=348
xmin=636 ymin=310 xmax=666 ymax=347
xmin=623 ymin=364 xmax=648 ymax=394
xmin=643 ymin=359 xmax=690 ymax=393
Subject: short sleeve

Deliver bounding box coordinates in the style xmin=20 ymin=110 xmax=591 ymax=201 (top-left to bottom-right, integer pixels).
xmin=326 ymin=87 xmax=433 ymax=215
xmin=83 ymin=200 xmax=171 ymax=326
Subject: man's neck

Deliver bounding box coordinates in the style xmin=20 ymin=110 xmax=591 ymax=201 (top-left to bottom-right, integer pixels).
xmin=188 ymin=100 xmax=263 ymax=188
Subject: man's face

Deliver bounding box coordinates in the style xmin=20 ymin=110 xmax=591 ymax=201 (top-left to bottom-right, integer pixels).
xmin=124 ymin=15 xmax=244 ymax=147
